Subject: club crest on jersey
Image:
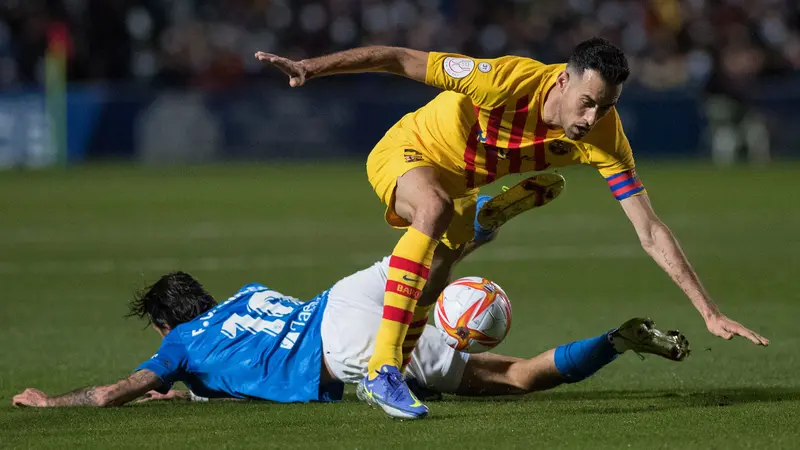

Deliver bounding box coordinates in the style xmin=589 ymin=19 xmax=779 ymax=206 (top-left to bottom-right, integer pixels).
xmin=548 ymin=140 xmax=575 ymax=156
xmin=443 ymin=57 xmax=475 ymax=79
xmin=404 ymin=149 xmax=424 ymax=163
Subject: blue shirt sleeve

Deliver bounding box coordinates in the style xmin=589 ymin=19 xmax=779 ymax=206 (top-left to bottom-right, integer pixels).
xmin=135 ymin=332 xmax=187 ymax=394
xmin=238 ymin=283 xmax=267 ymax=294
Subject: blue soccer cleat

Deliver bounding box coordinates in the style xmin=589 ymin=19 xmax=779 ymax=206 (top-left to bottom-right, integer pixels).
xmin=356 ymin=365 xmax=429 ymax=420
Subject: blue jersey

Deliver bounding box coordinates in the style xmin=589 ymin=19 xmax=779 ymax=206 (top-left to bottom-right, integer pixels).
xmin=136 ymin=284 xmax=339 ymax=403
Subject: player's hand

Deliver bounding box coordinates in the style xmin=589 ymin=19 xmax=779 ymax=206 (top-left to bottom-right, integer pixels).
xmin=254 ymin=51 xmax=307 ymax=87
xmin=12 ymin=388 xmax=49 ymax=407
xmin=705 ymin=314 xmax=770 ymax=346
xmin=134 ymin=390 xmax=182 ymax=403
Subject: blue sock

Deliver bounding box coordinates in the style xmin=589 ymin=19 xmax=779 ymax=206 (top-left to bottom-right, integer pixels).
xmin=553 ymin=331 xmax=620 ymax=383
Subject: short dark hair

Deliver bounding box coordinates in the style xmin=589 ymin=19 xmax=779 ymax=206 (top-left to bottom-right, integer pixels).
xmin=128 ymin=271 xmax=216 ymax=330
xmin=567 ymin=37 xmax=629 ymax=85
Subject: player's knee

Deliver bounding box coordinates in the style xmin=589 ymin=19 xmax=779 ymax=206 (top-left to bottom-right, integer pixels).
xmin=414 ymin=191 xmax=454 ymax=237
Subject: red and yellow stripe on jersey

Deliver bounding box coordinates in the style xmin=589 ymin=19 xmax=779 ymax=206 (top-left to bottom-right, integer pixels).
xmin=381 ymin=52 xmax=645 ymax=201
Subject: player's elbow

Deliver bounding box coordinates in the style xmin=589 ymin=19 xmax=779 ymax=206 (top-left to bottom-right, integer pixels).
xmin=639 ymin=233 xmax=656 ymax=252
xmin=395 ymin=48 xmax=429 ymax=82
xmin=638 ymin=219 xmax=669 ymax=252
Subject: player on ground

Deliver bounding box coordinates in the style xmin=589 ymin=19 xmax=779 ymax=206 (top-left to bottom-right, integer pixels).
xmin=254 ymin=37 xmax=769 ymax=418
xmin=12 ymin=250 xmax=690 ymax=414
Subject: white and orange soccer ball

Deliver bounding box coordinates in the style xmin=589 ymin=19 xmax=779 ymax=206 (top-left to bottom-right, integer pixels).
xmin=433 ymin=277 xmax=512 ymax=353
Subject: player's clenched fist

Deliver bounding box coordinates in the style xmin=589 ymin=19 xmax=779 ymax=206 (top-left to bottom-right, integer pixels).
xmin=12 ymin=388 xmax=49 ymax=407
xmin=255 ymin=52 xmax=307 ymax=87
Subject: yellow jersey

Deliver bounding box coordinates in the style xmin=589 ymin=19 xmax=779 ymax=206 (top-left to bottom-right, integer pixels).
xmin=387 ymin=52 xmax=645 ymax=201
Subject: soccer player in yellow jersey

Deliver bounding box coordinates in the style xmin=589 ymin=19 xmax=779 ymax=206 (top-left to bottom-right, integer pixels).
xmin=256 ymin=38 xmax=769 ymax=419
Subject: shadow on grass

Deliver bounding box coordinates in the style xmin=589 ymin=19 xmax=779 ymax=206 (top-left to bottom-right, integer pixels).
xmin=428 ymin=387 xmax=800 ymax=414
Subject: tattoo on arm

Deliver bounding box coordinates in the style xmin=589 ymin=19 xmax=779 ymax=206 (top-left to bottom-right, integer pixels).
xmin=46 ymin=370 xmax=162 ymax=407
xmin=660 ymin=247 xmax=684 ymax=286
xmin=46 ymin=386 xmax=99 ymax=407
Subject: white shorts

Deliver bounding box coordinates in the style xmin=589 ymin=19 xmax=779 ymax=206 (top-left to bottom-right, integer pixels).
xmin=320 ymin=257 xmax=470 ymax=393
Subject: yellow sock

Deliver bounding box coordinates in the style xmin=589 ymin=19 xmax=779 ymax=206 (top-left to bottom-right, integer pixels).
xmin=367 ymin=227 xmax=437 ymax=378
xmin=401 ymin=304 xmax=433 ymax=371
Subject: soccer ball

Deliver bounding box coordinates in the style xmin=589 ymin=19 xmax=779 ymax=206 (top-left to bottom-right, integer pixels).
xmin=434 ymin=277 xmax=512 ymax=353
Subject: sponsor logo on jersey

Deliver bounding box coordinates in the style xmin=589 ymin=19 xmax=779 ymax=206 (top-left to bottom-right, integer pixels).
xmin=395 ymin=283 xmax=421 ymax=300
xmin=478 ymin=62 xmax=492 ymax=73
xmin=443 ymin=57 xmax=475 ymax=79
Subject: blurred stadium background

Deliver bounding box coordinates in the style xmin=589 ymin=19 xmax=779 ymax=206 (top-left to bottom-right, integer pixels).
xmin=3 ymin=0 xmax=800 ymax=166
xmin=2 ymin=1 xmax=800 ymax=448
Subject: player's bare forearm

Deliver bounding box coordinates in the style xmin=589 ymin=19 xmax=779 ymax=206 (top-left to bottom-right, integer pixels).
xmin=620 ymin=194 xmax=718 ymax=318
xmin=620 ymin=193 xmax=768 ymax=345
xmin=256 ymin=46 xmax=428 ymax=87
xmin=13 ymin=370 xmax=162 ymax=408
xmin=50 ymin=370 xmax=160 ymax=407
xmin=46 ymin=385 xmax=106 ymax=407
xmin=640 ymin=220 xmax=720 ymax=318
xmin=302 ymin=46 xmax=428 ymax=81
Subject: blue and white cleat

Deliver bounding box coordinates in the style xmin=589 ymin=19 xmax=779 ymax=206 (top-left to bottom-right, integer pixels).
xmin=356 ymin=365 xmax=429 ymax=420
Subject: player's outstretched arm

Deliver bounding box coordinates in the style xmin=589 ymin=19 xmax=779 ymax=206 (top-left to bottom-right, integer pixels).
xmin=619 ymin=193 xmax=769 ymax=346
xmin=12 ymin=370 xmax=162 ymax=408
xmin=255 ymin=46 xmax=428 ymax=87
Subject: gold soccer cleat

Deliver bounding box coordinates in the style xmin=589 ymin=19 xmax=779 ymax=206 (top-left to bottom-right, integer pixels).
xmin=476 ymin=173 xmax=566 ymax=233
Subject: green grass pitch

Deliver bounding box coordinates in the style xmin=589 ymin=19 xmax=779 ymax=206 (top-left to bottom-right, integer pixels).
xmin=1 ymin=162 xmax=798 ymax=449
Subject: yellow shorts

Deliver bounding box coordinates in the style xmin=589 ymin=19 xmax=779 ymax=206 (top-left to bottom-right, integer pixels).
xmin=366 ymin=133 xmax=477 ymax=249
